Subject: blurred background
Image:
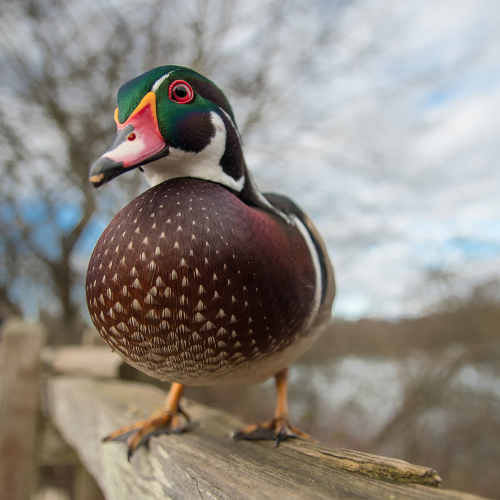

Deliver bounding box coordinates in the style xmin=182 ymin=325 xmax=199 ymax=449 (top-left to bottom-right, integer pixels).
xmin=1 ymin=0 xmax=499 ymax=498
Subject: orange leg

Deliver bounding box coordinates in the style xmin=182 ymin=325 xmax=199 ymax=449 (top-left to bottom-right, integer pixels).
xmin=103 ymin=383 xmax=188 ymax=459
xmin=233 ymin=368 xmax=318 ymax=446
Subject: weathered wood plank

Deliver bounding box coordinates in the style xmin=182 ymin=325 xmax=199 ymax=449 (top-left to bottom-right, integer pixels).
xmin=0 ymin=319 xmax=46 ymax=500
xmin=41 ymin=346 xmax=122 ymax=379
xmin=47 ymin=377 xmax=491 ymax=500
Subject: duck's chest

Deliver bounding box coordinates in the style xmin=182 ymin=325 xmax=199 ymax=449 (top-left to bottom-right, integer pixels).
xmin=86 ymin=178 xmax=316 ymax=383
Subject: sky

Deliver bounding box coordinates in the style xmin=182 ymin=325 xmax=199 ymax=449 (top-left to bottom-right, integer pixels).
xmin=2 ymin=0 xmax=499 ymax=322
xmin=246 ymin=0 xmax=500 ymax=319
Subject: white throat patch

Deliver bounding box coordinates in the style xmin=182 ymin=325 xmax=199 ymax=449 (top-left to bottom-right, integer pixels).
xmin=142 ymin=111 xmax=245 ymax=191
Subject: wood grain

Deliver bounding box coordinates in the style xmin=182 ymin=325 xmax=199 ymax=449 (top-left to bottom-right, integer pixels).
xmin=47 ymin=377 xmax=492 ymax=500
xmin=0 ymin=319 xmax=46 ymax=500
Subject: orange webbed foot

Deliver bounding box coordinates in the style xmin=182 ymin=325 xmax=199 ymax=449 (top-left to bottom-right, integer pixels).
xmin=232 ymin=417 xmax=317 ymax=447
xmin=102 ymin=383 xmax=188 ymax=459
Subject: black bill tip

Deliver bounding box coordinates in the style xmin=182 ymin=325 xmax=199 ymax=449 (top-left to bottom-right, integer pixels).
xmin=89 ymin=157 xmax=124 ymax=188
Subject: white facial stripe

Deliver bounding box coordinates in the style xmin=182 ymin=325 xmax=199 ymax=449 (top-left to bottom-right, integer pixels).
xmin=151 ymin=70 xmax=180 ymax=94
xmin=218 ymin=107 xmax=243 ymax=147
xmin=142 ymin=111 xmax=245 ymax=191
xmin=292 ymin=214 xmax=322 ymax=327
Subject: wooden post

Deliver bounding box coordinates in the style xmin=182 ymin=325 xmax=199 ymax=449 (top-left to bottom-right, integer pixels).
xmin=0 ymin=319 xmax=46 ymax=500
xmin=47 ymin=377 xmax=490 ymax=500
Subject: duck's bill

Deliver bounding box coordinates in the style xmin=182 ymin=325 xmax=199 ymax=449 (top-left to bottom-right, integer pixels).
xmin=89 ymin=92 xmax=167 ymax=188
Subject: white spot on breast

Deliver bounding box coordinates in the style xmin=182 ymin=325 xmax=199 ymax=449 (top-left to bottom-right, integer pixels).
xmin=232 ymin=296 xmax=237 ymax=303
xmin=131 ymin=278 xmax=142 ymax=289
xmin=160 ymin=320 xmax=169 ymax=330
xmin=224 ymin=264 xmax=227 ymax=270
xmin=180 ymin=258 xmax=186 ymax=267
xmin=248 ymin=318 xmax=253 ymax=324
xmin=109 ymin=326 xmax=119 ymax=335
xmin=132 ymin=299 xmax=142 ymax=310
xmin=99 ymin=294 xmax=105 ymax=305
xmin=229 ymin=315 xmax=237 ymax=324
xmin=217 ymin=328 xmax=227 ymax=337
xmin=164 ymin=287 xmax=172 ymax=297
xmin=130 ymin=267 xmax=138 ymax=277
xmin=191 ymin=332 xmax=201 ymax=340
xmin=198 ymin=285 xmax=205 ymax=294
xmin=152 ymin=223 xmax=156 ymax=229
xmin=177 ymin=226 xmax=182 ymax=232
xmin=108 ymin=308 xmax=115 ymax=319
xmin=195 ymin=300 xmax=206 ymax=311
xmin=147 ymin=261 xmax=156 ymax=271
xmin=160 ymin=232 xmax=166 ymax=239
xmin=251 ymin=339 xmax=256 ymax=346
xmin=156 ymin=277 xmax=165 ymax=287
xmin=111 ymin=272 xmax=117 ymax=281
xmin=144 ymin=294 xmax=155 ymax=304
xmin=128 ymin=317 xmax=139 ymax=327
xmin=170 ymin=270 xmax=178 ymax=279
xmin=213 ymin=274 xmax=218 ymax=281
xmin=234 ymin=341 xmax=242 ymax=348
xmin=181 ymin=277 xmax=189 ymax=286
xmin=114 ymin=245 xmax=120 ymax=253
xmin=200 ymin=321 xmax=214 ymax=332
xmin=150 ymin=213 xmax=155 ymax=218
xmin=121 ymin=286 xmax=129 ymax=296
xmin=205 ymin=258 xmax=209 ymax=265
xmin=244 ymin=301 xmax=249 ymax=308
xmin=231 ymin=331 xmax=237 ymax=338
xmin=173 ymin=242 xmax=180 ymax=249
xmin=166 ymin=219 xmax=171 ymax=223
xmin=134 ymin=228 xmax=140 ymax=234
xmin=193 ymin=312 xmax=206 ymax=323
xmin=102 ymin=276 xmax=106 ymax=284
xmin=149 ymin=286 xmax=157 ymax=296
xmin=155 ymin=247 xmax=161 ymax=256
xmin=195 ymin=268 xmax=201 ymax=276
xmin=178 ymin=310 xmax=187 ymax=320
xmin=175 ymin=325 xmax=191 ymax=333
xmin=140 ymin=252 xmax=147 ymax=261
xmin=117 ymin=322 xmax=129 ymax=332
xmin=143 ymin=237 xmax=149 ymax=245
xmin=227 ymin=279 xmax=231 ymax=285
xmin=120 ymin=257 xmax=126 ymax=265
xmin=214 ymin=291 xmax=220 ymax=299
xmin=114 ymin=302 xmax=124 ymax=313
xmin=215 ymin=309 xmax=226 ymax=319
xmin=146 ymin=309 xmax=157 ymax=319
xmin=162 ymin=308 xmax=171 ymax=318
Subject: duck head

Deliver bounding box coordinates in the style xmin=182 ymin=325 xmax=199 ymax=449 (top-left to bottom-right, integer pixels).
xmin=89 ymin=65 xmax=246 ymax=192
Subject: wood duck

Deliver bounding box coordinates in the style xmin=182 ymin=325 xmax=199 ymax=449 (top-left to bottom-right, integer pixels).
xmin=86 ymin=65 xmax=335 ymax=458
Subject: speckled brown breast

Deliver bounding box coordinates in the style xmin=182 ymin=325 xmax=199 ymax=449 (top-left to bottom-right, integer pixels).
xmin=86 ymin=177 xmax=317 ymax=385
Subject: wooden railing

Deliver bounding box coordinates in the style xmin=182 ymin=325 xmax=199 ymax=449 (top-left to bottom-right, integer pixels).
xmin=0 ymin=319 xmax=492 ymax=500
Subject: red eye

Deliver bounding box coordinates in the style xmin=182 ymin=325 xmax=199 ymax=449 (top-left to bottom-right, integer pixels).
xmin=168 ymin=80 xmax=194 ymax=104
xmin=127 ymin=133 xmax=136 ymax=141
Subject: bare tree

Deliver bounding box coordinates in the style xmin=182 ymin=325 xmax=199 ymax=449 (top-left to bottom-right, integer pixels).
xmin=0 ymin=0 xmax=360 ymax=342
